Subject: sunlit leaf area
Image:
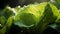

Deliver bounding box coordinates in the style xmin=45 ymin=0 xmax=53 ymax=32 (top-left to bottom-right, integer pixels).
xmin=0 ymin=0 xmax=60 ymax=34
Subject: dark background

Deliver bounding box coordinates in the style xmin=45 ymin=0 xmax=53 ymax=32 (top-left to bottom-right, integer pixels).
xmin=0 ymin=0 xmax=50 ymax=9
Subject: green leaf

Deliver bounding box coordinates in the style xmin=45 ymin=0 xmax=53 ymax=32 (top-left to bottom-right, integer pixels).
xmin=34 ymin=2 xmax=59 ymax=34
xmin=0 ymin=6 xmax=14 ymax=34
xmin=14 ymin=2 xmax=47 ymax=28
xmin=54 ymin=13 xmax=60 ymax=32
xmin=7 ymin=16 xmax=13 ymax=29
xmin=14 ymin=6 xmax=21 ymax=15
xmin=0 ymin=6 xmax=15 ymax=19
xmin=0 ymin=16 xmax=6 ymax=29
xmin=0 ymin=25 xmax=6 ymax=34
xmin=49 ymin=3 xmax=59 ymax=18
xmin=46 ymin=3 xmax=60 ymax=32
xmin=50 ymin=0 xmax=60 ymax=9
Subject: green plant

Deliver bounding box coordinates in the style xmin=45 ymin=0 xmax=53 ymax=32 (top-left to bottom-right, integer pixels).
xmin=50 ymin=0 xmax=60 ymax=9
xmin=14 ymin=2 xmax=59 ymax=34
xmin=0 ymin=2 xmax=60 ymax=34
xmin=0 ymin=6 xmax=14 ymax=34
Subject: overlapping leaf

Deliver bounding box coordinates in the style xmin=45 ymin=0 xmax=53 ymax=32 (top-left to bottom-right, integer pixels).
xmin=14 ymin=2 xmax=47 ymax=28
xmin=0 ymin=6 xmax=14 ymax=34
